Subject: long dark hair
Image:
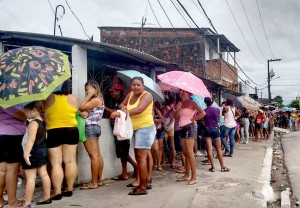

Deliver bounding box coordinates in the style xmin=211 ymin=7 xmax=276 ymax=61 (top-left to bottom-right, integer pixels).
xmin=204 ymin=97 xmax=213 ymax=107
xmin=131 ymin=77 xmax=144 ymax=85
xmin=54 ymin=79 xmax=72 ymax=95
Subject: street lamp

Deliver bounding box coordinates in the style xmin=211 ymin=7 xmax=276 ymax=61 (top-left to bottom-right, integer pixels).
xmin=268 ymin=59 xmax=281 ymax=104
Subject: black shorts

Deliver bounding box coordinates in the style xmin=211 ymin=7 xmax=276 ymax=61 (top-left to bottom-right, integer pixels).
xmin=0 ymin=135 xmax=23 ymax=163
xmin=180 ymin=124 xmax=197 ymax=139
xmin=22 ymin=144 xmax=48 ymax=169
xmin=204 ymin=127 xmax=220 ymax=140
xmin=114 ymin=136 xmax=130 ymax=158
xmin=47 ymin=127 xmax=79 ymax=148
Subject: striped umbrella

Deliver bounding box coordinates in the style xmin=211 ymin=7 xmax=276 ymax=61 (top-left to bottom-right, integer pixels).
xmin=237 ymin=95 xmax=261 ymax=110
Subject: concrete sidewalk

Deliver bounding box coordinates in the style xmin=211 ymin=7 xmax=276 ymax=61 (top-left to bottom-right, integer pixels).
xmin=281 ymin=131 xmax=300 ymax=201
xmin=15 ymin=137 xmax=274 ymax=208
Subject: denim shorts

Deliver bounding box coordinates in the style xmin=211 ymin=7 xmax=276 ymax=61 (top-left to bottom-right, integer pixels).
xmin=85 ymin=124 xmax=101 ymax=139
xmin=204 ymin=127 xmax=220 ymax=140
xmin=180 ymin=123 xmax=197 ymax=139
xmin=132 ymin=125 xmax=156 ymax=149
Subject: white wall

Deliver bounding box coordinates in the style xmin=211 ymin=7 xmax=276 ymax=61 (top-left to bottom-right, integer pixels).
xmin=71 ymin=44 xmax=134 ymax=183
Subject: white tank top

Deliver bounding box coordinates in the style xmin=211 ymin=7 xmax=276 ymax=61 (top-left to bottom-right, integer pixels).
xmin=224 ymin=106 xmax=237 ymax=128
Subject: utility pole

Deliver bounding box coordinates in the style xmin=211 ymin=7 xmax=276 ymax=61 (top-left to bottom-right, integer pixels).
xmin=268 ymin=59 xmax=281 ymax=104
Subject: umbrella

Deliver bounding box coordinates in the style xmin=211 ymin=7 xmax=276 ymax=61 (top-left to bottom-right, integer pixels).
xmin=222 ymin=93 xmax=243 ymax=109
xmin=281 ymin=106 xmax=291 ymax=112
xmin=191 ymin=95 xmax=219 ymax=110
xmin=0 ymin=46 xmax=71 ymax=108
xmin=157 ymin=71 xmax=211 ymax=98
xmin=117 ymin=70 xmax=164 ymax=102
xmin=237 ymin=95 xmax=261 ymax=110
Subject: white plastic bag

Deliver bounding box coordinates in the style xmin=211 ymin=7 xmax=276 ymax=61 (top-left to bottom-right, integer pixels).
xmin=113 ymin=111 xmax=133 ymax=140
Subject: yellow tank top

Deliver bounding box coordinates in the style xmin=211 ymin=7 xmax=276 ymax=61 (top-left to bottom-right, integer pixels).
xmin=45 ymin=94 xmax=77 ymax=130
xmin=127 ymin=91 xmax=154 ymax=130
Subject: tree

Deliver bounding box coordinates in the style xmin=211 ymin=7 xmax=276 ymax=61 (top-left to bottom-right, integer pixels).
xmin=273 ymin=95 xmax=283 ymax=107
xmin=289 ymin=100 xmax=299 ymax=109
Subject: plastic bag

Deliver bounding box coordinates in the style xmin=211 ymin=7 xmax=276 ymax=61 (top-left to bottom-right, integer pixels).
xmin=113 ymin=111 xmax=133 ymax=140
xmin=76 ymin=112 xmax=86 ymax=143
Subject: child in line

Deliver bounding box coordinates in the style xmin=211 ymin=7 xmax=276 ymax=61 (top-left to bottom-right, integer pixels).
xmin=22 ymin=101 xmax=52 ymax=207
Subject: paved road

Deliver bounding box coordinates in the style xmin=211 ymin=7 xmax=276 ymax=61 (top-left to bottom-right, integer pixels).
xmin=281 ymin=131 xmax=300 ymax=201
xmin=12 ymin=138 xmax=274 ymax=208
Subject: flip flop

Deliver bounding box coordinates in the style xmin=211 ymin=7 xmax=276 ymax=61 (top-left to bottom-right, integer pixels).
xmin=112 ymin=176 xmax=128 ymax=181
xmin=0 ymin=200 xmax=8 ymax=208
xmin=201 ymin=160 xmax=211 ymax=165
xmin=187 ymin=180 xmax=197 ymax=185
xmin=126 ymin=183 xmax=138 ymax=188
xmin=176 ymin=177 xmax=190 ymax=182
xmin=16 ymin=200 xmax=25 ymax=207
xmin=80 ymin=184 xmax=98 ymax=190
xmin=221 ymin=167 xmax=230 ymax=172
xmin=128 ymin=189 xmax=148 ymax=195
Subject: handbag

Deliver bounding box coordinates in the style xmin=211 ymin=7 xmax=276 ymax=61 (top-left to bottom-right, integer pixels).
xmin=76 ymin=112 xmax=86 ymax=143
xmin=113 ymin=111 xmax=133 ymax=140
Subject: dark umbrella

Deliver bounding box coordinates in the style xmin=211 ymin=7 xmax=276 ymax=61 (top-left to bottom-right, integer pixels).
xmin=0 ymin=46 xmax=71 ymax=108
xmin=222 ymin=93 xmax=243 ymax=109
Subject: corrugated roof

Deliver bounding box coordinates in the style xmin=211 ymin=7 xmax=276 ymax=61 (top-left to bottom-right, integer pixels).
xmin=0 ymin=30 xmax=178 ymax=67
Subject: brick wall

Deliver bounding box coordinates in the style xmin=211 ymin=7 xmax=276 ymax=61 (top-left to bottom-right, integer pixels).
xmin=100 ymin=28 xmax=204 ymax=76
xmin=206 ymin=59 xmax=238 ymax=91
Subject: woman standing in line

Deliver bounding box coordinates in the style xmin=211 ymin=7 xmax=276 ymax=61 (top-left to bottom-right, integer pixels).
xmin=111 ymin=77 xmax=156 ymax=195
xmin=176 ymin=90 xmax=206 ymax=185
xmin=0 ymin=106 xmax=26 ymax=207
xmin=44 ymin=79 xmax=79 ymax=199
xmin=152 ymin=102 xmax=164 ymax=171
xmin=79 ymin=80 xmax=105 ymax=190
xmin=240 ymin=108 xmax=250 ymax=144
xmin=203 ymin=97 xmax=230 ymax=172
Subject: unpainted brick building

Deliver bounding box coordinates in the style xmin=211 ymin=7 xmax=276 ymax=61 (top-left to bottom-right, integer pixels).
xmin=99 ymin=27 xmax=240 ymax=92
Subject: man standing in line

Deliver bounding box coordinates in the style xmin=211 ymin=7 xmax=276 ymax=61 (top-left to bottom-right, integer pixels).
xmin=105 ymin=84 xmax=137 ymax=180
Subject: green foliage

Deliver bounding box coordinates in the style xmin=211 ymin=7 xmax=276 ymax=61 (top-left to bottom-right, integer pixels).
xmin=273 ymin=95 xmax=283 ymax=107
xmin=288 ymin=100 xmax=300 ymax=109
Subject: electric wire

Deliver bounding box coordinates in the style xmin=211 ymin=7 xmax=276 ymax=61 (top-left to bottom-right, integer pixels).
xmin=196 ymin=0 xmax=218 ymax=34
xmin=255 ymin=0 xmax=275 ymax=58
xmin=175 ymin=0 xmax=195 ymax=27
xmin=225 ymin=0 xmax=264 ymax=64
xmin=170 ymin=0 xmax=192 ymax=28
xmin=190 ymin=0 xmax=210 ymax=25
xmin=240 ymin=0 xmax=267 ymax=61
xmin=176 ymin=0 xmax=256 ymax=89
xmin=176 ymin=0 xmax=200 ymax=28
xmin=156 ymin=0 xmax=175 ymax=28
xmin=64 ymin=0 xmax=91 ymax=39
xmin=47 ymin=0 xmax=55 ymax=14
xmin=148 ymin=0 xmax=162 ymax=27
xmin=47 ymin=0 xmax=63 ymax=36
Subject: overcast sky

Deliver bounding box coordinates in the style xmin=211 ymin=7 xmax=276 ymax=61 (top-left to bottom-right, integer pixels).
xmin=1 ymin=0 xmax=299 ymax=104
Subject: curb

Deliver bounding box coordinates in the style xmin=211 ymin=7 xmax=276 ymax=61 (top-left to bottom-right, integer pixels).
xmin=281 ymin=188 xmax=291 ymax=208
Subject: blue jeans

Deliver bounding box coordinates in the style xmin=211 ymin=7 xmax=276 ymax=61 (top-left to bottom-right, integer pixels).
xmin=220 ymin=126 xmax=236 ymax=156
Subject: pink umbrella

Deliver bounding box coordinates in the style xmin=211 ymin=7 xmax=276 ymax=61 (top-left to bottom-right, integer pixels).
xmin=157 ymin=71 xmax=211 ymax=98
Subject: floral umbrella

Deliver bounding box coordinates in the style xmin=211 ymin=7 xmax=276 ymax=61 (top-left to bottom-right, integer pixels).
xmin=0 ymin=46 xmax=71 ymax=108
xmin=157 ymin=71 xmax=211 ymax=98
xmin=237 ymin=95 xmax=261 ymax=110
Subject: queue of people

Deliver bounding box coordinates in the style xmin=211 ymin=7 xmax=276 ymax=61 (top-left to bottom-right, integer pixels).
xmin=2 ymin=75 xmax=288 ymax=206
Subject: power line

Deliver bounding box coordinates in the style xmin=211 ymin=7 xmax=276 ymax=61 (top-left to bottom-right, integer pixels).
xmin=170 ymin=0 xmax=192 ymax=28
xmin=225 ymin=0 xmax=264 ymax=64
xmin=196 ymin=0 xmax=218 ymax=34
xmin=255 ymin=0 xmax=275 ymax=58
xmin=175 ymin=0 xmax=256 ymax=89
xmin=176 ymin=0 xmax=200 ymax=28
xmin=190 ymin=0 xmax=210 ymax=25
xmin=64 ymin=0 xmax=91 ymax=39
xmin=175 ymin=0 xmax=196 ymax=27
xmin=148 ymin=0 xmax=162 ymax=27
xmin=240 ymin=0 xmax=267 ymax=61
xmin=47 ymin=0 xmax=55 ymax=14
xmin=156 ymin=0 xmax=175 ymax=28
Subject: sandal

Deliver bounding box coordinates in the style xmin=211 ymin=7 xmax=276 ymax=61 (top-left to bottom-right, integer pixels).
xmin=80 ymin=183 xmax=98 ymax=190
xmin=126 ymin=183 xmax=138 ymax=188
xmin=176 ymin=177 xmax=190 ymax=182
xmin=128 ymin=189 xmax=148 ymax=195
xmin=16 ymin=200 xmax=25 ymax=207
xmin=221 ymin=167 xmax=230 ymax=172
xmin=209 ymin=167 xmax=215 ymax=172
xmin=0 ymin=200 xmax=8 ymax=208
xmin=223 ymin=152 xmax=230 ymax=157
xmin=201 ymin=160 xmax=211 ymax=165
xmin=187 ymin=180 xmax=197 ymax=185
